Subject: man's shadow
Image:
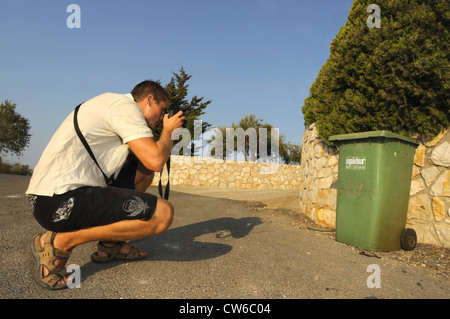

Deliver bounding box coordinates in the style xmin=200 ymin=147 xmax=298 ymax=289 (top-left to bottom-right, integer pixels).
xmin=135 ymin=216 xmax=262 ymax=261
xmin=79 ymin=216 xmax=262 ymax=281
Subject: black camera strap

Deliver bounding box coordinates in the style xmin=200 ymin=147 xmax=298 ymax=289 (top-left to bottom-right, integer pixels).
xmin=73 ymin=103 xmax=115 ymax=186
xmin=158 ymin=156 xmax=170 ymax=200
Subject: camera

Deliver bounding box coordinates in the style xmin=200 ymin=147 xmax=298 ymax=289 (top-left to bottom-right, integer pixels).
xmin=167 ymin=109 xmax=187 ymax=128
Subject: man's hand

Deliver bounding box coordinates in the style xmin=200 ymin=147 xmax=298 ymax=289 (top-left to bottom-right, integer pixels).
xmin=128 ymin=111 xmax=185 ymax=172
xmin=163 ymin=111 xmax=185 ymax=133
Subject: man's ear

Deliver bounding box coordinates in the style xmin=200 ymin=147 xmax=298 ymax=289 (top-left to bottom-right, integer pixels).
xmin=147 ymin=94 xmax=154 ymax=106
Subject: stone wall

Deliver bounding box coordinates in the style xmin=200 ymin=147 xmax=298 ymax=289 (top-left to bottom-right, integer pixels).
xmin=298 ymin=123 xmax=339 ymax=228
xmin=299 ymin=123 xmax=450 ymax=248
xmin=151 ymin=155 xmax=301 ymax=190
xmin=408 ymin=129 xmax=450 ymax=246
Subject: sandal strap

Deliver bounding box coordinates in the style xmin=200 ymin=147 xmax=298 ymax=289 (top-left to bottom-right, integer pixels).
xmin=97 ymin=241 xmax=126 ymax=256
xmin=39 ymin=232 xmax=71 ymax=272
xmin=124 ymin=245 xmax=141 ymax=259
xmin=34 ymin=232 xmax=71 ymax=289
xmin=40 ymin=267 xmax=67 ymax=288
xmin=97 ymin=241 xmax=142 ymax=260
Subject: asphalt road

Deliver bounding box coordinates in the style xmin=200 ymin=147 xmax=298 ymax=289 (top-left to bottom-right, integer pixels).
xmin=0 ymin=173 xmax=448 ymax=302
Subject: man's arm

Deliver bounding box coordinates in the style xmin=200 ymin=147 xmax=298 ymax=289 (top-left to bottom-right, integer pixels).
xmin=127 ymin=112 xmax=184 ymax=172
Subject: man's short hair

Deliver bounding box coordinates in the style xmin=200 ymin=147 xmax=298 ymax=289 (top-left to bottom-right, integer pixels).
xmin=131 ymin=80 xmax=170 ymax=103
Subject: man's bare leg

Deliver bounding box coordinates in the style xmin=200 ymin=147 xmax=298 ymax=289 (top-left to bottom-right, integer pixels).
xmin=41 ymin=197 xmax=173 ymax=251
xmin=38 ymin=197 xmax=173 ymax=285
xmin=39 ymin=162 xmax=166 ymax=285
xmin=96 ymin=161 xmax=156 ymax=257
xmin=134 ymin=161 xmax=155 ymax=193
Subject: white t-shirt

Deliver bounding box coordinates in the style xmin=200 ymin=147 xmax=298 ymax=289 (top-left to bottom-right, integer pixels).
xmin=26 ymin=93 xmax=153 ymax=196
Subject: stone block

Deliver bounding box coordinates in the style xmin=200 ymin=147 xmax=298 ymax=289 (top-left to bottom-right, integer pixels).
xmin=410 ymin=178 xmax=426 ymax=196
xmin=408 ymin=194 xmax=433 ymax=221
xmin=407 ymin=223 xmax=440 ymax=246
xmin=327 ymin=155 xmax=338 ymax=167
xmin=329 ymin=189 xmax=337 ymax=211
xmin=421 ymin=166 xmax=441 ymax=187
xmin=317 ymin=175 xmax=334 ymax=189
xmin=317 ymin=167 xmax=333 ymax=178
xmin=423 ymin=129 xmax=449 ymax=147
xmin=435 ymin=224 xmax=450 ymax=248
xmin=316 ymin=207 xmax=336 ymax=228
xmin=430 ymin=142 xmax=450 ymax=167
xmin=431 ymin=170 xmax=450 ymax=197
xmin=432 ymin=197 xmax=446 ymax=221
xmin=412 ymin=165 xmax=420 ymax=177
xmin=413 ymin=144 xmax=426 ymax=167
xmin=315 ymin=189 xmax=330 ymax=208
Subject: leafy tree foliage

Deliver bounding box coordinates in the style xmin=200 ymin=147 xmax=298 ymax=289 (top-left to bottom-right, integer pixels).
xmin=166 ymin=67 xmax=212 ymax=135
xmin=302 ymin=0 xmax=449 ymax=146
xmin=152 ymin=67 xmax=212 ymax=150
xmin=213 ymin=114 xmax=302 ymax=165
xmin=0 ymin=162 xmax=33 ymax=175
xmin=0 ymin=100 xmax=31 ymax=166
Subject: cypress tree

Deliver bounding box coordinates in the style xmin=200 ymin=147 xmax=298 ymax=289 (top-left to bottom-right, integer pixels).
xmin=165 ymin=67 xmax=212 ymax=136
xmin=151 ymin=67 xmax=212 ymax=147
xmin=302 ymin=0 xmax=449 ymax=146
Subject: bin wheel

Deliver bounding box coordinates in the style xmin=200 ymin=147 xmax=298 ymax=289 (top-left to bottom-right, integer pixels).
xmin=401 ymin=228 xmax=417 ymax=251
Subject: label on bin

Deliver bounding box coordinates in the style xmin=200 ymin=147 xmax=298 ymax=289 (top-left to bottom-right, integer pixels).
xmin=345 ymin=156 xmax=366 ymax=170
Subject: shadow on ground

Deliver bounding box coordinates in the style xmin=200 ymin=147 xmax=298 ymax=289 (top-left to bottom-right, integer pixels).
xmin=77 ymin=190 xmax=263 ymax=283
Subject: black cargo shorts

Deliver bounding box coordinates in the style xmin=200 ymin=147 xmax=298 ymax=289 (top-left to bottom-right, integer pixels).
xmin=29 ymin=162 xmax=158 ymax=233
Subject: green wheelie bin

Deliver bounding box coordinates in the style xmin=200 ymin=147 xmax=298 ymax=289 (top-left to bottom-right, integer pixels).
xmin=329 ymin=131 xmax=420 ymax=251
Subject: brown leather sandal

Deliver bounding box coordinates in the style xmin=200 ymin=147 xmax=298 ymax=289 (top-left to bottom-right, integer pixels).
xmin=90 ymin=241 xmax=147 ymax=263
xmin=31 ymin=231 xmax=71 ymax=290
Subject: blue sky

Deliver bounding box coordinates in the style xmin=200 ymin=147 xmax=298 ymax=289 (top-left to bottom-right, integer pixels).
xmin=0 ymin=0 xmax=354 ymax=168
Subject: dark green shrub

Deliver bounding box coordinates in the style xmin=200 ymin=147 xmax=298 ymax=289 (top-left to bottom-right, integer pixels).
xmin=302 ymin=0 xmax=449 ymax=146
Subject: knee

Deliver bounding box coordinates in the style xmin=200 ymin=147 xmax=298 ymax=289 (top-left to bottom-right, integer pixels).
xmin=153 ymin=199 xmax=174 ymax=234
xmin=163 ymin=200 xmax=174 ymax=225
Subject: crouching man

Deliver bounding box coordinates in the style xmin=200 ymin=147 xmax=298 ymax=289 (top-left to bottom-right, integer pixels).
xmin=27 ymin=80 xmax=185 ymax=289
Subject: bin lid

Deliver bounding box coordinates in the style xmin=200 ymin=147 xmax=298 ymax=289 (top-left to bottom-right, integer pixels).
xmin=329 ymin=130 xmax=420 ymax=146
